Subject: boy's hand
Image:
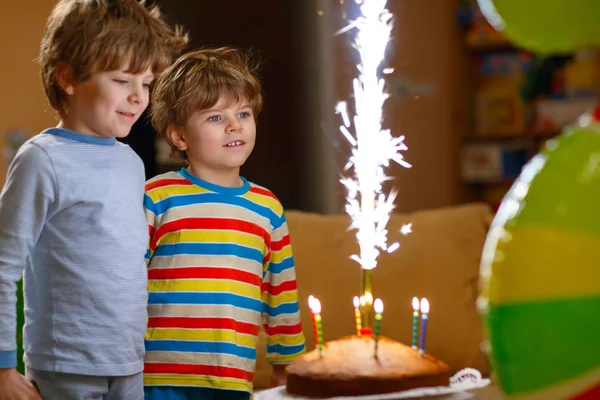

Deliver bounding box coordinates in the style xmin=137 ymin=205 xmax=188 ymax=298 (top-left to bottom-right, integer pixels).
xmin=0 ymin=368 xmax=43 ymax=400
xmin=268 ymin=365 xmax=287 ymax=388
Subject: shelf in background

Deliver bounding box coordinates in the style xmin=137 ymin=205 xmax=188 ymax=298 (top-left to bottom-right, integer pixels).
xmin=466 ymin=41 xmax=515 ymax=53
xmin=464 ymin=130 xmax=559 ymax=142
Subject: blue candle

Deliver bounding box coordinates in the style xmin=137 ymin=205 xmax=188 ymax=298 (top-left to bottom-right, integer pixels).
xmin=419 ymin=298 xmax=429 ymax=355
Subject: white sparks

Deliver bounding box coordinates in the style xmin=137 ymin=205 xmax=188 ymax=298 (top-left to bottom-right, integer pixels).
xmin=339 ymin=0 xmax=411 ymax=270
xmin=340 ymin=125 xmax=357 ymax=147
xmin=386 ymin=242 xmax=400 ymax=253
xmin=400 ymin=223 xmax=412 ymax=235
xmin=335 ymin=101 xmax=352 ymax=128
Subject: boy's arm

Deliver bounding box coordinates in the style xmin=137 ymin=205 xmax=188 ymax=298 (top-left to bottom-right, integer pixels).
xmin=261 ymin=212 xmax=305 ymax=375
xmin=0 ymin=144 xmax=56 ymax=368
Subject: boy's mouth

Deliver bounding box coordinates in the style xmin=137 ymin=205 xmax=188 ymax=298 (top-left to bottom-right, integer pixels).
xmin=224 ymin=140 xmax=245 ymax=147
xmin=117 ymin=111 xmax=136 ymax=118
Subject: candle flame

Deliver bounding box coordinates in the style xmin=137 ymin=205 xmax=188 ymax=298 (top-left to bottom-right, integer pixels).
xmin=412 ymin=297 xmax=420 ymax=311
xmin=420 ymin=298 xmax=429 ymax=314
xmin=374 ymin=298 xmax=384 ymax=314
xmin=353 ymin=296 xmax=360 ymax=308
xmin=312 ymin=298 xmax=322 ymax=314
xmin=308 ymin=295 xmax=315 ymax=310
xmin=338 ymin=0 xmax=411 ymax=272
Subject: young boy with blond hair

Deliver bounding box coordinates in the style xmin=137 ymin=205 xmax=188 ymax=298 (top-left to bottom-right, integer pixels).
xmin=0 ymin=1 xmax=187 ymax=399
xmin=143 ymin=47 xmax=305 ymax=400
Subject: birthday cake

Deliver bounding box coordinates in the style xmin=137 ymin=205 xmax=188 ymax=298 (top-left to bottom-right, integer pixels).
xmin=285 ymin=335 xmax=450 ymax=398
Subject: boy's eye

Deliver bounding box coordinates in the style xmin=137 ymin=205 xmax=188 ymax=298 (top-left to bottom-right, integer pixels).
xmin=143 ymin=83 xmax=152 ymax=89
xmin=114 ymin=79 xmax=128 ymax=85
xmin=208 ymin=115 xmax=221 ymax=122
xmin=239 ymin=112 xmax=250 ymax=119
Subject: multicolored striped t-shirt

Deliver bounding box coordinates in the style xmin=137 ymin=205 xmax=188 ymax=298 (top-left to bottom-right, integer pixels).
xmin=143 ymin=169 xmax=305 ymax=393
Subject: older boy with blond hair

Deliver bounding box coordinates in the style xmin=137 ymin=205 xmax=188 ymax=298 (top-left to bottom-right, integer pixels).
xmin=143 ymin=47 xmax=305 ymax=400
xmin=0 ymin=1 xmax=187 ymax=399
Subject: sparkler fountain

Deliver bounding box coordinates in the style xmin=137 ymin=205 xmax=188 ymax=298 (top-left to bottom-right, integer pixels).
xmin=263 ymin=2 xmax=491 ymax=398
xmin=336 ymin=0 xmax=411 ymax=332
xmin=280 ymin=2 xmax=466 ymax=398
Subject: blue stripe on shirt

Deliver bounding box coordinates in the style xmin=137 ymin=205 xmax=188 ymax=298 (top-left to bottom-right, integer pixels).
xmin=154 ymin=193 xmax=280 ymax=228
xmin=144 ymin=194 xmax=157 ymax=216
xmin=146 ymin=340 xmax=257 ymax=360
xmin=262 ymin=301 xmax=300 ymax=317
xmin=148 ymin=292 xmax=262 ymax=312
xmin=153 ymin=243 xmax=263 ymax=264
xmin=268 ymin=256 xmax=294 ymax=274
xmin=266 ymin=343 xmax=305 ymax=356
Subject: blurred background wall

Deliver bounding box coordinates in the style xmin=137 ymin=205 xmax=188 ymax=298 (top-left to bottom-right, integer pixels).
xmin=0 ymin=0 xmax=493 ymax=214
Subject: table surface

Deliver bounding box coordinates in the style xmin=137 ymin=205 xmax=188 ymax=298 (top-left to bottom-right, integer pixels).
xmin=254 ymin=384 xmax=505 ymax=400
xmin=467 ymin=386 xmax=504 ymax=400
xmin=418 ymin=386 xmax=503 ymax=400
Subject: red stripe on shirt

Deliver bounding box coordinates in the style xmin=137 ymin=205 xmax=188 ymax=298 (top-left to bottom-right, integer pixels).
xmin=271 ymin=235 xmax=291 ymax=252
xmin=148 ymin=317 xmax=260 ymax=336
xmin=249 ymin=186 xmax=277 ymax=200
xmin=263 ymin=322 xmax=303 ymax=336
xmin=152 ymin=217 xmax=270 ymax=250
xmin=148 ymin=267 xmax=262 ymax=287
xmin=146 ymin=178 xmax=193 ymax=192
xmin=144 ymin=363 xmax=253 ymax=382
xmin=261 ymin=280 xmax=297 ymax=296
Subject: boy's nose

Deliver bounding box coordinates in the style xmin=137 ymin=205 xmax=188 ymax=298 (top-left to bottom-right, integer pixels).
xmin=128 ymin=85 xmax=147 ymax=104
xmin=226 ymin=120 xmax=243 ymax=133
xmin=128 ymin=91 xmax=141 ymax=104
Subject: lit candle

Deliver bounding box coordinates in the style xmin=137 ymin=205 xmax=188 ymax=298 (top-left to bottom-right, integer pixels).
xmin=360 ymin=292 xmax=374 ymax=336
xmin=308 ymin=295 xmax=319 ymax=349
xmin=412 ymin=297 xmax=420 ymax=350
xmin=373 ymin=298 xmax=384 ymax=357
xmin=312 ymin=298 xmax=324 ymax=355
xmin=353 ymin=296 xmax=362 ymax=336
xmin=419 ymin=298 xmax=429 ymax=355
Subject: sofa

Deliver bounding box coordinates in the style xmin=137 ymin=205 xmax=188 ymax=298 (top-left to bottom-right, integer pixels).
xmin=254 ymin=202 xmax=504 ymax=398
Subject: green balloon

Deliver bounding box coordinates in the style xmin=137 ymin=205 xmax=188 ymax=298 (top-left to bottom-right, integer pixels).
xmin=480 ymin=111 xmax=600 ymax=398
xmin=478 ymin=0 xmax=600 ymax=54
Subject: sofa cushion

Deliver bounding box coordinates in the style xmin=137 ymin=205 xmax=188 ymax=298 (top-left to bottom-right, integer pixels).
xmin=254 ymin=203 xmax=492 ymax=389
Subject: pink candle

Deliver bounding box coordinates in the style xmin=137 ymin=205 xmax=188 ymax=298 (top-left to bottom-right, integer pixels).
xmin=308 ymin=295 xmax=319 ymax=349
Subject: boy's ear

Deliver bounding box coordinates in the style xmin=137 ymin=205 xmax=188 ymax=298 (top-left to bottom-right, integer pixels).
xmin=56 ymin=62 xmax=76 ymax=96
xmin=166 ymin=124 xmax=188 ymax=151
